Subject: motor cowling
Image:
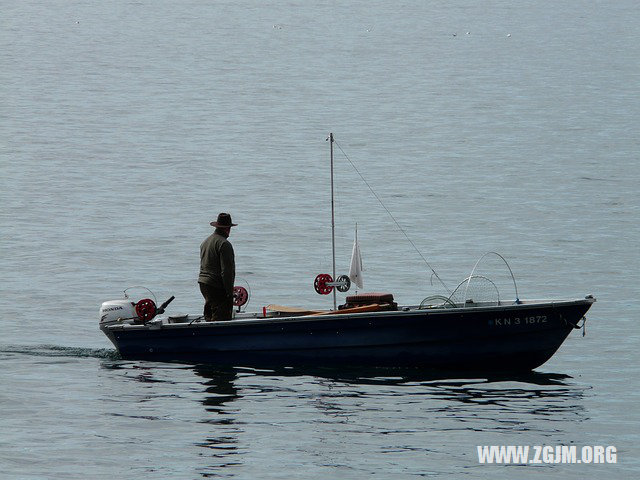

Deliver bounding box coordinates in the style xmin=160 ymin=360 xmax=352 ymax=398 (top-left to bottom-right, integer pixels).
xmin=99 ymin=299 xmax=137 ymax=326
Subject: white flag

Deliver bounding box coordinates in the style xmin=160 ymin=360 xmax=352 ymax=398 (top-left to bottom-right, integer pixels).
xmin=349 ymin=225 xmax=363 ymax=290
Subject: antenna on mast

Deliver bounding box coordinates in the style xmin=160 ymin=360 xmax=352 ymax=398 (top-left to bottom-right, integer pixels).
xmin=329 ymin=132 xmax=337 ymax=310
xmin=313 ymin=134 xmax=352 ymax=303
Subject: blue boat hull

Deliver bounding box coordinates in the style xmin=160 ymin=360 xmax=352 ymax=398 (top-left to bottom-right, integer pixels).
xmin=102 ymin=299 xmax=593 ymax=371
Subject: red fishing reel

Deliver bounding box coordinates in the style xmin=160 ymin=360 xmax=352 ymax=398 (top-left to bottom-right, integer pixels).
xmin=135 ymin=298 xmax=157 ymax=322
xmin=314 ymin=274 xmax=334 ymax=295
xmin=233 ymin=286 xmax=249 ymax=307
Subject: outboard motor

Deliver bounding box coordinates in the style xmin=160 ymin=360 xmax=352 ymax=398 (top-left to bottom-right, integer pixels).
xmin=99 ymin=293 xmax=175 ymax=327
xmin=99 ymin=298 xmax=138 ymax=327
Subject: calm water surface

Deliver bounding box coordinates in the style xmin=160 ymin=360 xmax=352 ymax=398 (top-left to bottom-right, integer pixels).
xmin=1 ymin=1 xmax=639 ymax=478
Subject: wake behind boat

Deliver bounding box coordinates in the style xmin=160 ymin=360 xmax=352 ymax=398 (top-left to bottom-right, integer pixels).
xmin=99 ymin=134 xmax=595 ymax=371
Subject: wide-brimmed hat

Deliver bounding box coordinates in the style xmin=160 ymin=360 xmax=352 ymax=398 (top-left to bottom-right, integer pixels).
xmin=210 ymin=212 xmax=237 ymax=228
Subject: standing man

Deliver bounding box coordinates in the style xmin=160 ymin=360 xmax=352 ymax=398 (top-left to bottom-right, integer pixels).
xmin=198 ymin=212 xmax=237 ymax=321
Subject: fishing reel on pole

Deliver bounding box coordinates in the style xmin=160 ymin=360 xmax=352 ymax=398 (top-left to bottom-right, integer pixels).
xmin=314 ymin=273 xmax=351 ymax=295
xmin=233 ymin=286 xmax=249 ymax=311
xmin=232 ymin=278 xmax=251 ymax=312
xmin=134 ymin=295 xmax=176 ymax=323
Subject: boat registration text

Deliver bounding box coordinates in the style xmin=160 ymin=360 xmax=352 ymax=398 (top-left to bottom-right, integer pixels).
xmin=491 ymin=315 xmax=547 ymax=326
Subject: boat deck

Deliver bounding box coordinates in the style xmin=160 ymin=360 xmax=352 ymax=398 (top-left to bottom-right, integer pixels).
xmin=100 ymin=297 xmax=595 ymax=330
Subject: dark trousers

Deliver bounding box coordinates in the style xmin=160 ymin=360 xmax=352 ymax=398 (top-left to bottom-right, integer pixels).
xmin=199 ymin=282 xmax=233 ymax=321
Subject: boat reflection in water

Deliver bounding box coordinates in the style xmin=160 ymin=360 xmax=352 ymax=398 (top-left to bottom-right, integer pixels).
xmin=188 ymin=365 xmax=587 ymax=476
xmin=192 ymin=364 xmax=587 ymax=421
xmin=97 ymin=358 xmax=587 ymax=478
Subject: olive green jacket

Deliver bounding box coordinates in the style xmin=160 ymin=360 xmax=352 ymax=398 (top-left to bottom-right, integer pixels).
xmin=198 ymin=233 xmax=235 ymax=296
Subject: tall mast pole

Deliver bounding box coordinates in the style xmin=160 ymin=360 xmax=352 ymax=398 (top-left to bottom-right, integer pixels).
xmin=329 ymin=133 xmax=337 ymax=310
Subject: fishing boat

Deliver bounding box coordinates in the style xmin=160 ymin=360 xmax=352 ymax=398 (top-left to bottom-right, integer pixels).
xmin=99 ymin=135 xmax=595 ymax=371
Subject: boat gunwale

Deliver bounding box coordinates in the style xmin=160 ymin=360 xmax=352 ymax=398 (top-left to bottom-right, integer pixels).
xmin=102 ymin=297 xmax=595 ymax=331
